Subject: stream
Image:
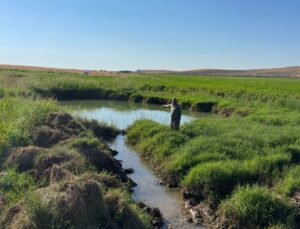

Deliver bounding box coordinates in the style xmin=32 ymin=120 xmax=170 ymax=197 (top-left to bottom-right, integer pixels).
xmin=60 ymin=100 xmax=207 ymax=229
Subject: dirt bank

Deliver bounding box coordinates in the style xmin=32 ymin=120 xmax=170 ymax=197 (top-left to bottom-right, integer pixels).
xmin=0 ymin=112 xmax=162 ymax=229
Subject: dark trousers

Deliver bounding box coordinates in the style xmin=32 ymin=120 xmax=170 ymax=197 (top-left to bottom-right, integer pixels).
xmin=171 ymin=121 xmax=180 ymax=131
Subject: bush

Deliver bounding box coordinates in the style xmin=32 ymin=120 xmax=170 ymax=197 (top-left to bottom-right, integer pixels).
xmin=219 ymin=186 xmax=295 ymax=228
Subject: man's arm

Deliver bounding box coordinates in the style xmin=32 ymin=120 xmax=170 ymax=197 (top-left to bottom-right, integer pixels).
xmin=162 ymin=104 xmax=172 ymax=108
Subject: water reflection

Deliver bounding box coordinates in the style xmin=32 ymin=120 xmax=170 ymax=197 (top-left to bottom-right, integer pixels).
xmin=60 ymin=100 xmax=203 ymax=129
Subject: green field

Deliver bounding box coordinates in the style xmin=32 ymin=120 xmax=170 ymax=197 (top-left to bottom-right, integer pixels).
xmin=1 ymin=68 xmax=300 ymax=228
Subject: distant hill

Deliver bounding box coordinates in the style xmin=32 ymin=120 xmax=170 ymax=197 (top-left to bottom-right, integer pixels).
xmin=0 ymin=64 xmax=118 ymax=76
xmin=1 ymin=64 xmax=300 ymax=77
xmin=139 ymin=66 xmax=300 ymax=77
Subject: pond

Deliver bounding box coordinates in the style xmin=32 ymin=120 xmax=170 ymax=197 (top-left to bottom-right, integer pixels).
xmin=60 ymin=100 xmax=208 ymax=229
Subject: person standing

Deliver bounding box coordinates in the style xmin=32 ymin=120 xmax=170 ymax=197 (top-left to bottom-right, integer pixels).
xmin=162 ymin=97 xmax=182 ymax=130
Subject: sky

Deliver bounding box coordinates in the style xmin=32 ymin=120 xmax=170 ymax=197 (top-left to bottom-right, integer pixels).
xmin=0 ymin=0 xmax=299 ymax=71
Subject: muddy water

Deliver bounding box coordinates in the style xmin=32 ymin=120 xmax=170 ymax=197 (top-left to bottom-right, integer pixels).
xmin=60 ymin=100 xmax=207 ymax=229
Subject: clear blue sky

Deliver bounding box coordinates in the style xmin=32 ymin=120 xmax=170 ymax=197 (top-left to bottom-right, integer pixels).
xmin=0 ymin=0 xmax=299 ymax=70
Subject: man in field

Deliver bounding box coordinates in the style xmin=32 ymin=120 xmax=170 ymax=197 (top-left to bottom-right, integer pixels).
xmin=162 ymin=97 xmax=182 ymax=130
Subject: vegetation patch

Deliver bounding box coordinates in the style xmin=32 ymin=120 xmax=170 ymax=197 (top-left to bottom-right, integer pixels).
xmin=0 ymin=97 xmax=57 ymax=156
xmin=0 ymin=169 xmax=34 ymax=206
xmin=276 ymin=166 xmax=300 ymax=197
xmin=127 ymin=117 xmax=300 ymax=227
xmin=218 ymin=186 xmax=295 ymax=228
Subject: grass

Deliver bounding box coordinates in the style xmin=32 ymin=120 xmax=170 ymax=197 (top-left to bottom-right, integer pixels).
xmin=127 ymin=117 xmax=300 ymax=227
xmin=275 ymin=166 xmax=300 ymax=197
xmin=2 ymin=68 xmax=300 ymax=115
xmin=2 ymin=68 xmax=300 ymax=227
xmin=182 ymin=154 xmax=291 ymax=205
xmin=219 ymin=185 xmax=295 ymax=228
xmin=0 ymin=169 xmax=34 ymax=205
xmin=0 ymin=97 xmax=58 ymax=155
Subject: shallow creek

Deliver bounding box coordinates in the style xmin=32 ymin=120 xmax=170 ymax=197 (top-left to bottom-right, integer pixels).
xmin=60 ymin=100 xmax=207 ymax=229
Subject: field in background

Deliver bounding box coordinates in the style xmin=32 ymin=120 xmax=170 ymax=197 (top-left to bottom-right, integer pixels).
xmin=1 ymin=64 xmax=300 ymax=77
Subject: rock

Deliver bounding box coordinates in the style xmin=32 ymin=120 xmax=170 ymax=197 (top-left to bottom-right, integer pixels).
xmin=157 ymin=180 xmax=164 ymax=185
xmin=166 ymin=183 xmax=178 ymax=188
xmin=184 ymin=198 xmax=198 ymax=208
xmin=137 ymin=202 xmax=164 ymax=228
xmin=108 ymin=149 xmax=118 ymax=156
xmin=185 ymin=216 xmax=193 ymax=223
xmin=137 ymin=202 xmax=146 ymax=208
xmin=152 ymin=207 xmax=162 ymax=218
xmin=124 ymin=168 xmax=134 ymax=174
xmin=152 ymin=219 xmax=163 ymax=228
xmin=189 ymin=208 xmax=202 ymax=224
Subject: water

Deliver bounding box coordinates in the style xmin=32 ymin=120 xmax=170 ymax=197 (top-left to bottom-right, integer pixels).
xmin=60 ymin=100 xmax=207 ymax=229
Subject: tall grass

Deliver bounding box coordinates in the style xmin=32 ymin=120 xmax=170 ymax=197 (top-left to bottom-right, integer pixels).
xmin=127 ymin=117 xmax=300 ymax=227
xmin=275 ymin=166 xmax=300 ymax=197
xmin=219 ymin=185 xmax=295 ymax=228
xmin=2 ymin=68 xmax=300 ymax=114
xmin=0 ymin=97 xmax=57 ymax=155
xmin=0 ymin=169 xmax=34 ymax=204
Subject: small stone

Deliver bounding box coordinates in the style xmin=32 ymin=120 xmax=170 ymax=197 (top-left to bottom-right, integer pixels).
xmin=144 ymin=206 xmax=152 ymax=213
xmin=137 ymin=202 xmax=146 ymax=209
xmin=185 ymin=216 xmax=193 ymax=223
xmin=189 ymin=208 xmax=202 ymax=224
xmin=157 ymin=180 xmax=164 ymax=185
xmin=124 ymin=168 xmax=134 ymax=174
xmin=152 ymin=207 xmax=162 ymax=218
xmin=109 ymin=149 xmax=118 ymax=156
xmin=152 ymin=220 xmax=162 ymax=227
